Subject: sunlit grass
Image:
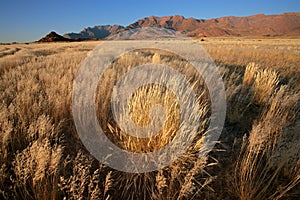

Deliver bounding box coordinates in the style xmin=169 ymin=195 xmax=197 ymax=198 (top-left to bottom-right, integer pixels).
xmin=0 ymin=39 xmax=299 ymax=199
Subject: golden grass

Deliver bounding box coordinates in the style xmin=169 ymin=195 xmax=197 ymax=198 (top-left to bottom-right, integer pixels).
xmin=0 ymin=39 xmax=299 ymax=199
xmin=243 ymin=62 xmax=279 ymax=104
xmin=234 ymin=86 xmax=300 ymax=200
xmin=201 ymin=38 xmax=300 ymax=78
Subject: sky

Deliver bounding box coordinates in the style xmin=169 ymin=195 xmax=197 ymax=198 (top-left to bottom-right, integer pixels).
xmin=0 ymin=0 xmax=299 ymax=42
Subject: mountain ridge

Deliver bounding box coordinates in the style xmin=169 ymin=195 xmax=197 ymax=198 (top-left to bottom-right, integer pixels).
xmin=43 ymin=12 xmax=300 ymax=42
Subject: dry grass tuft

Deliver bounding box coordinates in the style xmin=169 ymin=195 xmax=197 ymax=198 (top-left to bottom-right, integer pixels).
xmin=234 ymin=86 xmax=300 ymax=200
xmin=243 ymin=62 xmax=279 ymax=104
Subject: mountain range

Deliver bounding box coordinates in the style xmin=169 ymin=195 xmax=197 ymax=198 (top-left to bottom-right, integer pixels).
xmin=39 ymin=12 xmax=300 ymax=42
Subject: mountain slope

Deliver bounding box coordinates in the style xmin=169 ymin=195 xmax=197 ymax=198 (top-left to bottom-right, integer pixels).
xmin=126 ymin=15 xmax=205 ymax=34
xmin=191 ymin=12 xmax=300 ymax=37
xmin=64 ymin=25 xmax=124 ymax=39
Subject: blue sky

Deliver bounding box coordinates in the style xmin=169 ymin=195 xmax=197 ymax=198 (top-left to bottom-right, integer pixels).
xmin=0 ymin=0 xmax=299 ymax=42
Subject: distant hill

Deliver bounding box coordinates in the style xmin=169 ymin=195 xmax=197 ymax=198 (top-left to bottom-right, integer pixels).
xmin=41 ymin=12 xmax=300 ymax=42
xmin=38 ymin=31 xmax=73 ymax=42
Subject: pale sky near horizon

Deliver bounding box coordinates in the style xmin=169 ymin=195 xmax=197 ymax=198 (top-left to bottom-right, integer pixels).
xmin=0 ymin=0 xmax=299 ymax=42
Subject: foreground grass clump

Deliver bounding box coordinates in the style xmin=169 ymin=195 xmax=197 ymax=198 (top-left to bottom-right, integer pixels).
xmin=0 ymin=39 xmax=299 ymax=199
xmin=234 ymin=86 xmax=300 ymax=200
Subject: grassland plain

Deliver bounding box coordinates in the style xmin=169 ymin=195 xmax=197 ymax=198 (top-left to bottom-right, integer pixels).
xmin=0 ymin=38 xmax=299 ymax=199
